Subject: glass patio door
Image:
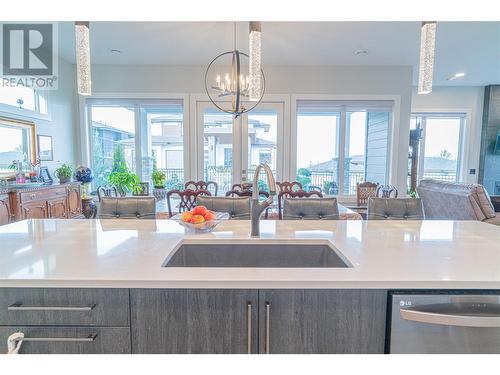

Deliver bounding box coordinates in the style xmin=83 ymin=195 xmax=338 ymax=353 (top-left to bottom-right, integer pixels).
xmin=197 ymin=101 xmax=284 ymax=196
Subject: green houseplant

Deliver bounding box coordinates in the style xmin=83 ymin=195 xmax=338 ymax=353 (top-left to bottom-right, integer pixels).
xmin=108 ymin=170 xmax=141 ymax=196
xmin=55 ymin=164 xmax=73 ymax=184
xmin=152 ymin=169 xmax=166 ymax=189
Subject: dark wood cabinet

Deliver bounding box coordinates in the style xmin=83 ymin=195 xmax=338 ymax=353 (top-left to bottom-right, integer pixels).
xmin=0 ymin=193 xmax=11 ymax=225
xmin=130 ymin=289 xmax=259 ymax=354
xmin=258 ymin=289 xmax=387 ymax=354
xmin=20 ymin=202 xmax=47 ymax=219
xmin=47 ymin=197 xmax=68 ymax=218
xmin=67 ymin=184 xmax=82 ymax=218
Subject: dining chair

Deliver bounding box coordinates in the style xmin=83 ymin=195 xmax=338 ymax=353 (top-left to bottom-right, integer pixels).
xmin=277 ymin=189 xmax=323 ymax=219
xmin=196 ymin=196 xmax=251 ymax=220
xmin=276 ymin=181 xmax=302 ymax=192
xmin=376 ymin=185 xmax=398 ymax=198
xmin=225 ymin=189 xmax=270 ymax=198
xmin=96 ymin=185 xmax=119 ymax=202
xmin=282 ymin=197 xmax=339 ymax=220
xmin=367 ymin=198 xmax=424 ymax=220
xmin=356 ymin=182 xmax=379 ymax=206
xmin=185 ymin=180 xmax=218 ymax=196
xmin=98 ymin=197 xmax=156 ymax=219
xmin=167 ymin=189 xmax=211 ymax=217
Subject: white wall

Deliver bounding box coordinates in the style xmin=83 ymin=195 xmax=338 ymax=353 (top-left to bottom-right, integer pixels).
xmin=411 ymin=86 xmax=485 ymax=183
xmin=87 ymin=64 xmax=413 ymax=193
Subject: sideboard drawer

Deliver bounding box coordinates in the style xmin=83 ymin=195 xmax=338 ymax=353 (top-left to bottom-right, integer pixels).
xmin=0 ymin=326 xmax=131 ymax=354
xmin=19 ymin=187 xmax=66 ymax=203
xmin=0 ymin=288 xmax=130 ymax=326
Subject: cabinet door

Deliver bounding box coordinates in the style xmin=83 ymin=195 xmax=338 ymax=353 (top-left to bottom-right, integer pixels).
xmin=0 ymin=195 xmax=11 ymax=225
xmin=258 ymin=289 xmax=387 ymax=354
xmin=0 ymin=326 xmax=130 ymax=354
xmin=67 ymin=185 xmax=82 ymax=217
xmin=130 ymin=289 xmax=258 ymax=354
xmin=47 ymin=197 xmax=68 ymax=218
xmin=21 ymin=202 xmax=47 ymax=219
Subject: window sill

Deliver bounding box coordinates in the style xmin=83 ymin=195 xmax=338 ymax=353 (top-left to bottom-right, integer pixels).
xmin=0 ymin=104 xmax=51 ymax=122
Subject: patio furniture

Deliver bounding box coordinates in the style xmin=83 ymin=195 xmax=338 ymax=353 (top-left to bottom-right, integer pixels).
xmin=376 ymin=185 xmax=398 ymax=198
xmin=185 ymin=180 xmax=218 ymax=196
xmin=278 ymin=189 xmax=323 ymax=219
xmin=167 ymin=188 xmax=211 ymax=217
xmin=283 ymin=197 xmax=339 ymax=220
xmin=99 ymin=197 xmax=156 ymax=219
xmin=196 ymin=196 xmax=251 ymax=220
xmin=416 ymin=180 xmax=500 ymax=225
xmin=356 ymin=181 xmax=379 ymax=206
xmin=96 ymin=185 xmax=119 ymax=202
xmin=367 ymin=198 xmax=424 ymax=220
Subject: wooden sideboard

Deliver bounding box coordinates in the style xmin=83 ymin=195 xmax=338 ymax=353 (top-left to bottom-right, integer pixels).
xmin=0 ymin=183 xmax=83 ymax=224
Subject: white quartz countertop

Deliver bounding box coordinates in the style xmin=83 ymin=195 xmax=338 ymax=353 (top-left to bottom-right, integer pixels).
xmin=0 ymin=219 xmax=499 ymax=289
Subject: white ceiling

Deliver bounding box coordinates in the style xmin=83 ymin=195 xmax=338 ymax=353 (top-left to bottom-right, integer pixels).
xmin=58 ymin=21 xmax=500 ymax=86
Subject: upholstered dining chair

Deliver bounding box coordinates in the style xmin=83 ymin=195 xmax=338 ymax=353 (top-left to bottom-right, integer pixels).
xmin=196 ymin=196 xmax=251 ymax=220
xmin=367 ymin=198 xmax=424 ymax=220
xmin=278 ymin=189 xmax=323 ymax=219
xmin=167 ymin=189 xmax=211 ymax=217
xmin=96 ymin=185 xmax=119 ymax=202
xmin=185 ymin=180 xmax=218 ymax=196
xmin=376 ymin=185 xmax=399 ymax=198
xmin=356 ymin=182 xmax=379 ymax=206
xmin=283 ymin=197 xmax=339 ymax=220
xmin=99 ymin=197 xmax=156 ymax=219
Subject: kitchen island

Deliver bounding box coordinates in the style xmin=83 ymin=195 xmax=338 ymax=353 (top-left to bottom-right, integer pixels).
xmin=0 ymin=219 xmax=499 ymax=354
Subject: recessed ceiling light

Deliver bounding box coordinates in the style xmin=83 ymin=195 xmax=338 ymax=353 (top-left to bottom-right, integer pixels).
xmin=447 ymin=72 xmax=466 ymax=81
xmin=110 ymin=49 xmax=122 ymax=54
xmin=354 ymin=49 xmax=368 ymax=56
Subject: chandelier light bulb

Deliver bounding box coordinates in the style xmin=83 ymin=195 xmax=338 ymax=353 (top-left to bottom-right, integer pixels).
xmin=417 ymin=21 xmax=437 ymax=95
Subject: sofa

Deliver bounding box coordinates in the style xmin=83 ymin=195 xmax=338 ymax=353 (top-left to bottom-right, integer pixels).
xmin=417 ymin=180 xmax=500 ymax=226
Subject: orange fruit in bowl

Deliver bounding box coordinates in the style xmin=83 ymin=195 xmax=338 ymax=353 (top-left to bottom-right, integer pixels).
xmin=192 ymin=205 xmax=207 ymax=216
xmin=180 ymin=211 xmax=193 ymax=222
xmin=204 ymin=211 xmax=216 ymax=221
xmin=190 ymin=214 xmax=206 ymax=224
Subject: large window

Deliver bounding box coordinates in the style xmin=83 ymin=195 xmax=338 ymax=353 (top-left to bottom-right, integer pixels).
xmin=88 ymin=99 xmax=184 ymax=190
xmin=0 ymin=118 xmax=35 ymax=174
xmin=410 ymin=113 xmax=464 ymax=183
xmin=295 ymin=100 xmax=392 ymax=196
xmin=0 ymin=86 xmax=48 ymax=114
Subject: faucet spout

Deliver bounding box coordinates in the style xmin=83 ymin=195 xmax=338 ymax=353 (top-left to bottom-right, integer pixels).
xmin=250 ymin=163 xmax=276 ymax=237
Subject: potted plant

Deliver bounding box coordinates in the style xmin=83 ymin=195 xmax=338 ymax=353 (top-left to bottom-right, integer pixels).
xmin=55 ymin=164 xmax=73 ymax=184
xmin=108 ymin=170 xmax=141 ymax=196
xmin=152 ymin=169 xmax=166 ymax=189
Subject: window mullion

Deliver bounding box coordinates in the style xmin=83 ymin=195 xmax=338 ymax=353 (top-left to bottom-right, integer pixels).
xmin=338 ymin=110 xmax=346 ymax=197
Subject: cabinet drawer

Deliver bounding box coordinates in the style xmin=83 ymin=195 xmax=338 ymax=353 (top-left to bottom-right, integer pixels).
xmin=0 ymin=326 xmax=130 ymax=354
xmin=0 ymin=288 xmax=130 ymax=326
xmin=19 ymin=187 xmax=66 ymax=203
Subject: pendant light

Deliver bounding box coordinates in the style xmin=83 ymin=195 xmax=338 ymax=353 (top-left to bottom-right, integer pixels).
xmin=417 ymin=21 xmax=437 ymax=95
xmin=75 ymin=21 xmax=91 ymax=96
xmin=205 ymin=22 xmax=265 ymax=118
xmin=248 ymin=21 xmax=262 ymax=102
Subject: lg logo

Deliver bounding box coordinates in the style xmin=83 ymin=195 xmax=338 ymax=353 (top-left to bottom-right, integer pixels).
xmin=2 ymin=24 xmax=53 ymax=75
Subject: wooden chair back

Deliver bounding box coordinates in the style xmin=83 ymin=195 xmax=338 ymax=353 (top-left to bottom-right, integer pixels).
xmin=96 ymin=185 xmax=119 ymax=202
xmin=376 ymin=185 xmax=398 ymax=199
xmin=166 ymin=189 xmax=211 ymax=217
xmin=277 ymin=189 xmax=323 ymax=219
xmin=225 ymin=189 xmax=270 ymax=199
xmin=277 ymin=181 xmax=302 ymax=192
xmin=356 ymin=182 xmax=379 ymax=206
xmin=185 ymin=180 xmax=218 ymax=196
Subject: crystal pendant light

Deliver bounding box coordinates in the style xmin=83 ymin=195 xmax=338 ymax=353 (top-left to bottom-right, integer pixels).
xmin=417 ymin=21 xmax=437 ymax=95
xmin=248 ymin=21 xmax=262 ymax=102
xmin=75 ymin=21 xmax=91 ymax=96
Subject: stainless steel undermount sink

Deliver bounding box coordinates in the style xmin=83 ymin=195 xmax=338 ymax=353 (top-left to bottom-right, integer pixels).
xmin=162 ymin=242 xmax=352 ymax=268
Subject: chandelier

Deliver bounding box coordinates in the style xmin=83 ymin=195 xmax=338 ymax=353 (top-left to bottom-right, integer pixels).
xmin=205 ymin=22 xmax=265 ymax=118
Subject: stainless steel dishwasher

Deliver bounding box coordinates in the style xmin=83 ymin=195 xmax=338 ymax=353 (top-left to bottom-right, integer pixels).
xmin=389 ymin=292 xmax=500 ymax=353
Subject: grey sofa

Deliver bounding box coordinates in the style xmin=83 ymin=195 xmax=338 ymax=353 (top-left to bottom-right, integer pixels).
xmin=417 ymin=180 xmax=500 ymax=226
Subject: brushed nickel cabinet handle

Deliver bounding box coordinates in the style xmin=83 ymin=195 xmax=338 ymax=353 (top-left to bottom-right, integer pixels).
xmin=247 ymin=302 xmax=252 ymax=354
xmin=265 ymin=302 xmax=270 ymax=354
xmin=14 ymin=334 xmax=97 ymax=343
xmin=8 ymin=303 xmax=96 ymax=311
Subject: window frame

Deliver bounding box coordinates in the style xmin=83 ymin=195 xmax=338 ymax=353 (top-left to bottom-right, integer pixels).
xmin=291 ymin=95 xmax=397 ymax=198
xmin=0 ymin=88 xmax=51 ymax=121
xmin=411 ymin=111 xmax=467 ymax=183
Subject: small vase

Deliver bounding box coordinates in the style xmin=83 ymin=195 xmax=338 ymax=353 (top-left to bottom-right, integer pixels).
xmin=58 ymin=177 xmax=70 ymax=184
